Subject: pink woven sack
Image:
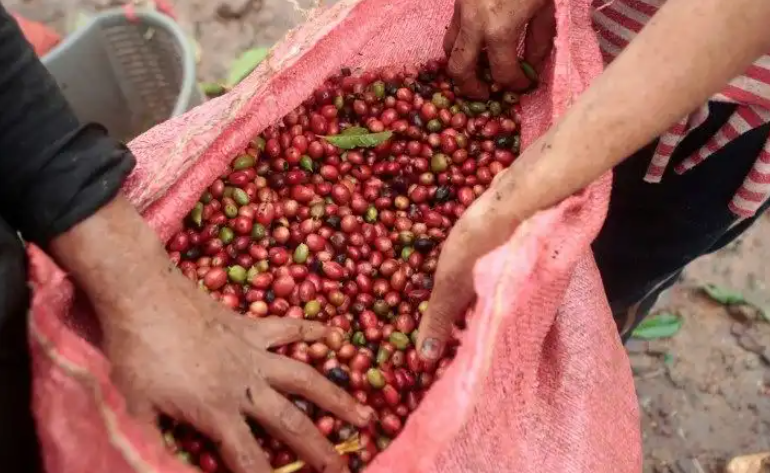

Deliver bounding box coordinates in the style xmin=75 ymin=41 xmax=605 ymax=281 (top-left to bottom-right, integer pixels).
xmin=13 ymin=13 xmax=61 ymax=57
xmin=26 ymin=0 xmax=641 ymax=471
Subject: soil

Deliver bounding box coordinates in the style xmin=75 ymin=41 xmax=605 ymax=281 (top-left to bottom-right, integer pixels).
xmin=8 ymin=0 xmax=770 ymax=471
xmin=631 ymin=214 xmax=770 ymax=473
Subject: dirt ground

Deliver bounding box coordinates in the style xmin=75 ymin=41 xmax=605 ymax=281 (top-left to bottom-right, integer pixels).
xmin=9 ymin=0 xmax=770 ymax=471
xmin=630 ymin=216 xmax=770 ymax=473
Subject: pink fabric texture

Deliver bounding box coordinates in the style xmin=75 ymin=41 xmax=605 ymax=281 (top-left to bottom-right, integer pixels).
xmin=26 ymin=0 xmax=642 ymax=471
xmin=13 ymin=13 xmax=61 ymax=57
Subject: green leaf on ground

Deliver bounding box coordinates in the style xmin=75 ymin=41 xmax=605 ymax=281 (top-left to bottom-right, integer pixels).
xmin=700 ymin=284 xmax=746 ymax=305
xmin=322 ymin=131 xmax=392 ymax=150
xmin=226 ymin=47 xmax=270 ymax=87
xmin=200 ymin=82 xmax=226 ymax=97
xmin=631 ymin=312 xmax=683 ymax=340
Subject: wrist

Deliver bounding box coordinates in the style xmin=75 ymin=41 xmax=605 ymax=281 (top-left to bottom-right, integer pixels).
xmin=494 ymin=123 xmax=615 ymax=220
xmin=453 ymin=187 xmax=523 ymax=261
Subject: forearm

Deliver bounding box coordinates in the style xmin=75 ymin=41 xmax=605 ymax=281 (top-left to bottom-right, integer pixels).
xmin=48 ymin=195 xmax=173 ymax=324
xmin=499 ymin=0 xmax=770 ymax=220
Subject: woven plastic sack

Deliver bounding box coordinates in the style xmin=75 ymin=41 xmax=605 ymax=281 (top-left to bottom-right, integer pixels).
xmin=13 ymin=13 xmax=60 ymax=57
xmin=26 ymin=0 xmax=642 ymax=471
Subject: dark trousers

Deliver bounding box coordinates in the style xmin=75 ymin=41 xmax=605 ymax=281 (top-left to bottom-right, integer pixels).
xmin=593 ymin=102 xmax=770 ymax=340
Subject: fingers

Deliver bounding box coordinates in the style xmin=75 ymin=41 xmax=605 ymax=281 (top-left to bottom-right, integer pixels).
xmin=243 ymin=388 xmax=349 ymax=473
xmin=416 ymin=242 xmax=477 ymax=361
xmin=523 ymin=2 xmax=556 ymax=73
xmin=195 ymin=410 xmax=272 ymax=473
xmin=416 ymin=279 xmax=474 ymax=361
xmin=263 ymin=353 xmax=374 ymax=427
xmin=446 ymin=0 xmax=554 ymax=95
xmin=485 ymin=19 xmax=529 ymax=90
xmin=447 ymin=11 xmax=488 ymax=99
xmin=443 ymin=2 xmax=461 ymax=57
xmin=253 ymin=317 xmax=329 ymax=348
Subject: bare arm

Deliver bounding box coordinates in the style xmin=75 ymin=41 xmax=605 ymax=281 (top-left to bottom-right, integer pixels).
xmin=418 ymin=0 xmax=770 ymax=357
xmin=499 ymin=0 xmax=770 ymax=221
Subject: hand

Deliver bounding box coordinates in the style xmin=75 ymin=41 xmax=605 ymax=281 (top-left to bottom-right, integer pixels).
xmin=445 ymin=0 xmax=555 ymax=97
xmin=49 ymin=196 xmax=373 ymax=473
xmin=100 ymin=269 xmax=372 ymax=473
xmin=416 ymin=170 xmax=521 ymax=360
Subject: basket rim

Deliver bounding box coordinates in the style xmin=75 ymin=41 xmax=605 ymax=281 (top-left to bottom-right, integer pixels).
xmin=41 ymin=8 xmax=198 ymax=119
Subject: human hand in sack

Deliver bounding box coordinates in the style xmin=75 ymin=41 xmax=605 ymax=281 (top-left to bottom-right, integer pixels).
xmin=445 ymin=0 xmax=555 ymax=97
xmin=50 ymin=196 xmax=373 ymax=473
xmin=416 ymin=169 xmax=522 ymax=360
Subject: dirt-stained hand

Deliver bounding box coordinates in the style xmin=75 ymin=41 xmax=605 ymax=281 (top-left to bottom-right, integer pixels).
xmin=444 ymin=0 xmax=555 ymax=98
xmin=97 ymin=268 xmax=373 ymax=473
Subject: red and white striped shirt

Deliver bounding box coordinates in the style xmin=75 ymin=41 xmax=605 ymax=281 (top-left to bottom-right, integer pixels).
xmin=592 ymin=0 xmax=770 ymax=217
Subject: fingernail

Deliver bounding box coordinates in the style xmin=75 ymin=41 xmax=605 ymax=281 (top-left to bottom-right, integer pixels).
xmin=420 ymin=337 xmax=442 ymax=360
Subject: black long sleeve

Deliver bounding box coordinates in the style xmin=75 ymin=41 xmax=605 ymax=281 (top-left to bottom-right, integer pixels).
xmin=0 ymin=4 xmax=136 ymax=245
xmin=0 ymin=8 xmax=138 ymax=469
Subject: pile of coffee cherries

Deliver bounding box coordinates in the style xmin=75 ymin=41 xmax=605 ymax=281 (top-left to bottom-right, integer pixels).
xmin=163 ymin=60 xmax=523 ymax=472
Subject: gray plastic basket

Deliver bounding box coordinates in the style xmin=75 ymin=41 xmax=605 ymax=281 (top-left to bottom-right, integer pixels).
xmin=41 ymin=9 xmax=202 ymax=142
